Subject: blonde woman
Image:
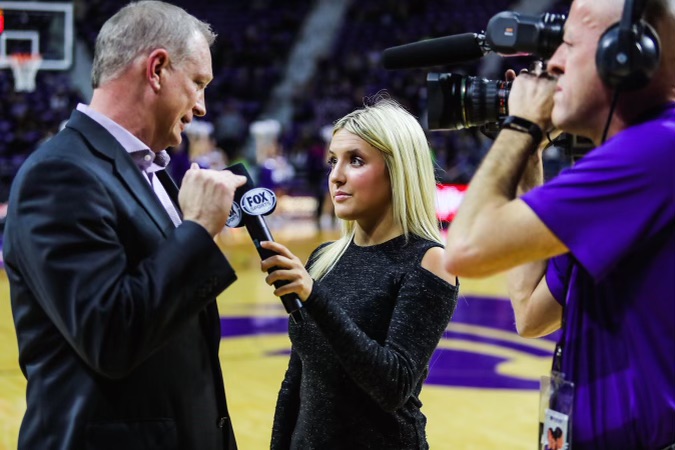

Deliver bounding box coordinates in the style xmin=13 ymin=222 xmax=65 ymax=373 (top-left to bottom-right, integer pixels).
xmin=260 ymin=97 xmax=459 ymax=449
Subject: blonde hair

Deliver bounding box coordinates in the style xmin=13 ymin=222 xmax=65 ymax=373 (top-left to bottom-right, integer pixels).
xmin=308 ymin=97 xmax=441 ymax=280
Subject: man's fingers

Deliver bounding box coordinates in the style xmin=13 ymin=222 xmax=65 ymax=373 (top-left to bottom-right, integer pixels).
xmin=232 ymin=174 xmax=247 ymax=187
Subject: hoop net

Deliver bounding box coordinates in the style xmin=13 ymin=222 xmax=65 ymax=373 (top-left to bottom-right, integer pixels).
xmin=8 ymin=53 xmax=42 ymax=93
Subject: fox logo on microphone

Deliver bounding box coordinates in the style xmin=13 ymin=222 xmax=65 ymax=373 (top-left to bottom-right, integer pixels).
xmin=227 ymin=202 xmax=243 ymax=228
xmin=240 ymin=188 xmax=277 ymax=216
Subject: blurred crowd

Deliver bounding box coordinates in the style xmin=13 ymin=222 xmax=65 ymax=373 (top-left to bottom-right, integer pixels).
xmin=0 ymin=0 xmax=572 ymax=216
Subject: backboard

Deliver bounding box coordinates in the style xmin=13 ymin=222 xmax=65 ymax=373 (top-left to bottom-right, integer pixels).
xmin=0 ymin=1 xmax=73 ymax=71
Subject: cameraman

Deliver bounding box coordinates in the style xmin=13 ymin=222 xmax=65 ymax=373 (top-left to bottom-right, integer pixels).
xmin=444 ymin=0 xmax=674 ymax=449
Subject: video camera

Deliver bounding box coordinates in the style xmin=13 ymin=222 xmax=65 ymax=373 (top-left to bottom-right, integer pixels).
xmin=383 ymin=11 xmax=566 ymax=131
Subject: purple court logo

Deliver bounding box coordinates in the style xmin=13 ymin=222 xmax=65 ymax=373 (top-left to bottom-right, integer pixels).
xmin=226 ymin=202 xmax=243 ymax=228
xmin=219 ymin=295 xmax=557 ymax=390
xmin=241 ymin=188 xmax=277 ymax=216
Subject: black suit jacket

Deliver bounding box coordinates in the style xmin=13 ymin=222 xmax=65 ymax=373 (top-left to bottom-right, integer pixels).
xmin=4 ymin=110 xmax=238 ymax=450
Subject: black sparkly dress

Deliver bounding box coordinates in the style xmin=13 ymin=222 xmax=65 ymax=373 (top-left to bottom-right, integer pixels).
xmin=271 ymin=234 xmax=459 ymax=450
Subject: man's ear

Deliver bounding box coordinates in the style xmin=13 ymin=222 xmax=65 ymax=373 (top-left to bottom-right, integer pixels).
xmin=147 ymin=48 xmax=170 ymax=92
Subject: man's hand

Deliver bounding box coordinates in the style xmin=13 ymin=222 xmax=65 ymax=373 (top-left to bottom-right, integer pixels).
xmin=178 ymin=163 xmax=247 ymax=236
xmin=506 ymin=67 xmax=558 ymax=131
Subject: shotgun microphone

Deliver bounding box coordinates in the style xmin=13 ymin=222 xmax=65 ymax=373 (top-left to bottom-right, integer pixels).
xmin=382 ymin=33 xmax=487 ymax=69
xmin=382 ymin=12 xmax=566 ymax=70
xmin=225 ymin=163 xmax=303 ymax=323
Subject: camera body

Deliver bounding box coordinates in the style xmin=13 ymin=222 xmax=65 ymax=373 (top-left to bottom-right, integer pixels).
xmin=485 ymin=11 xmax=565 ymax=60
xmin=427 ymin=11 xmax=566 ymax=131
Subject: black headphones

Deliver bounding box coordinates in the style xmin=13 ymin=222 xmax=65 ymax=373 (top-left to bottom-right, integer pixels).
xmin=595 ymin=0 xmax=661 ymax=90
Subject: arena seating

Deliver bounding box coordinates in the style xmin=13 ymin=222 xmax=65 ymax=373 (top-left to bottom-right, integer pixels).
xmin=0 ymin=0 xmax=572 ymax=204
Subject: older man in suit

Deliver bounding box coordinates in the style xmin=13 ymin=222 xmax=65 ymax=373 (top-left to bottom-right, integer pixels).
xmin=3 ymin=2 xmax=246 ymax=449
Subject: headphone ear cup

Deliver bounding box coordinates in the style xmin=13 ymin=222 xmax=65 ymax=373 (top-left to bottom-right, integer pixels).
xmin=596 ymin=21 xmax=661 ymax=90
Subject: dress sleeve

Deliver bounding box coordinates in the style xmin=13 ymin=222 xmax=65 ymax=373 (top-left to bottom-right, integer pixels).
xmin=271 ymin=349 xmax=302 ymax=450
xmin=303 ymin=263 xmax=458 ymax=412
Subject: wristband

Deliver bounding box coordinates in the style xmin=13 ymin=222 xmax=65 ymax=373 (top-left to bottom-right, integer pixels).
xmin=500 ymin=115 xmax=543 ymax=146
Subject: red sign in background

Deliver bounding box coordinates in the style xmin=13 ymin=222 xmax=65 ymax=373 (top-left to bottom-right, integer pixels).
xmin=436 ymin=184 xmax=468 ymax=223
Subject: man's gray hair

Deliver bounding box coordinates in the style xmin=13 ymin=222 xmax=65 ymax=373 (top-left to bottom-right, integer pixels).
xmin=91 ymin=1 xmax=216 ymax=88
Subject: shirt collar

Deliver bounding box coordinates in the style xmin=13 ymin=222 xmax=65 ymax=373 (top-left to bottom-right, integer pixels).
xmin=129 ymin=149 xmax=171 ymax=173
xmin=76 ymin=103 xmax=171 ymax=173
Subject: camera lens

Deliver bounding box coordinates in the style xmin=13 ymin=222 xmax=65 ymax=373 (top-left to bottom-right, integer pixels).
xmin=427 ymin=73 xmax=511 ymax=130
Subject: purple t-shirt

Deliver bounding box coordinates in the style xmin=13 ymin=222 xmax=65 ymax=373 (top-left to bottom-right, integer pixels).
xmin=523 ymin=102 xmax=675 ymax=449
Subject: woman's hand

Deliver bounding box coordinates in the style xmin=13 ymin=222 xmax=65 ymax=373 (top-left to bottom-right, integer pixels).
xmin=260 ymin=241 xmax=314 ymax=302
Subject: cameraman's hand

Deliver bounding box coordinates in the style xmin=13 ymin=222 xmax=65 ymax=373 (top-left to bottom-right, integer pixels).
xmin=506 ymin=67 xmax=557 ymax=131
xmin=179 ymin=163 xmax=247 ymax=237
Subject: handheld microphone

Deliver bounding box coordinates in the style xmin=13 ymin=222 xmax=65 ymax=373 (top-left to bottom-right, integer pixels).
xmin=225 ymin=163 xmax=303 ymax=323
xmin=382 ymin=33 xmax=487 ymax=70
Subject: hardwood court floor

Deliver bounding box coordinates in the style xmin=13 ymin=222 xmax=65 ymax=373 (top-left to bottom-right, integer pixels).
xmin=0 ymin=224 xmax=554 ymax=449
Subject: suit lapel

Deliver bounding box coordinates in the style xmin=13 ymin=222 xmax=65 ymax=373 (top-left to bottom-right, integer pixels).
xmin=65 ymin=111 xmax=175 ymax=237
xmin=155 ymin=169 xmax=183 ymax=218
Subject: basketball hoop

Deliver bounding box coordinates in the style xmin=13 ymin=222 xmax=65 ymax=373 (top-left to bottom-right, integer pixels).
xmin=8 ymin=53 xmax=42 ymax=93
